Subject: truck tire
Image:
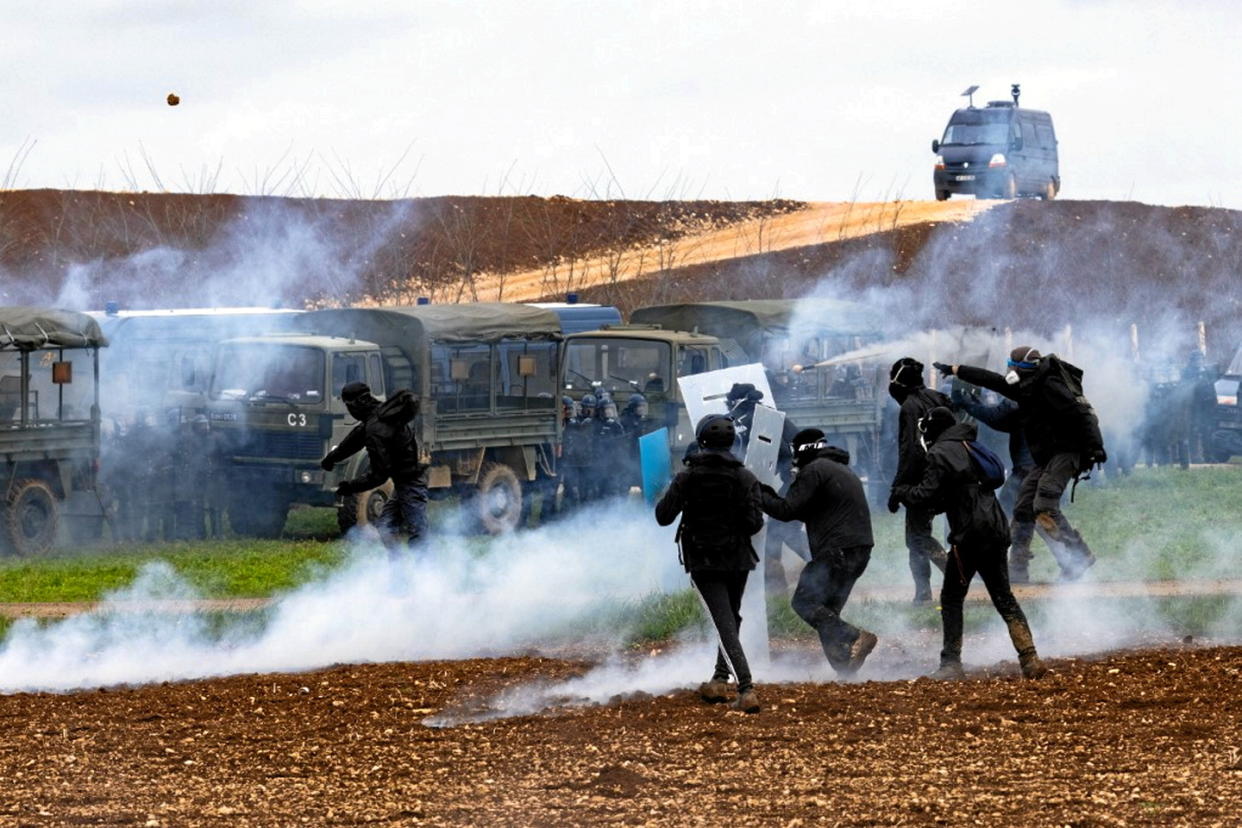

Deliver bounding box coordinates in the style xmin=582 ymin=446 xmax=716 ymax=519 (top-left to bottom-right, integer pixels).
xmin=471 ymin=461 xmax=523 ymax=535
xmin=228 ymin=492 xmax=289 ymax=538
xmin=1 ymin=479 xmax=59 ymax=556
xmin=1041 ymin=179 xmax=1057 ymax=200
xmin=337 ymin=480 xmax=394 ymax=535
xmin=934 ymin=189 xmax=950 ymax=202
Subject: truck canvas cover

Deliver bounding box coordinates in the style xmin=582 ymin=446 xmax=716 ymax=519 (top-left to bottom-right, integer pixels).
xmin=631 ymin=300 xmax=875 ymax=360
xmin=0 ymin=307 xmax=107 ymax=350
xmin=292 ymin=303 xmax=562 ymax=359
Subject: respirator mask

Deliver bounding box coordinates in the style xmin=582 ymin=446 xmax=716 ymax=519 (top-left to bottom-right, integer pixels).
xmin=1005 ymin=357 xmax=1038 ymax=385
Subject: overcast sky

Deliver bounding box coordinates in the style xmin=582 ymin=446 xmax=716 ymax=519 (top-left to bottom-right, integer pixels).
xmin=3 ymin=0 xmax=1239 ymax=206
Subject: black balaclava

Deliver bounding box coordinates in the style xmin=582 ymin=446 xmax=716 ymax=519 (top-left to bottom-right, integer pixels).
xmin=888 ymin=357 xmax=925 ymax=403
xmin=917 ymin=406 xmax=957 ymax=446
xmin=341 ymin=381 xmax=379 ymax=421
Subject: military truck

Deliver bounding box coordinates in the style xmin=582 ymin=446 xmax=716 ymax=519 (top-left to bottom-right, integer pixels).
xmin=206 ymin=303 xmax=564 ymax=536
xmin=629 ymin=300 xmax=885 ymax=481
xmin=563 ymin=325 xmax=728 ymax=452
xmin=1210 ymin=346 xmax=1242 ymax=461
xmin=0 ymin=307 xmax=107 ymax=554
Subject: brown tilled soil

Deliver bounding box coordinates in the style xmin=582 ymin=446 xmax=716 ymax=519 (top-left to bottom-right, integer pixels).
xmin=0 ymin=646 xmax=1237 ymax=826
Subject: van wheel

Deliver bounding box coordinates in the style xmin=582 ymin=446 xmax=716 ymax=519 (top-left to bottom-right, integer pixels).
xmin=337 ymin=480 xmax=394 ymax=535
xmin=934 ymin=189 xmax=950 ymax=202
xmin=1002 ymin=174 xmax=1018 ymax=199
xmin=472 ymin=462 xmax=523 ymax=535
xmin=1 ymin=479 xmax=59 ymax=556
xmin=1042 ymin=179 xmax=1057 ymax=200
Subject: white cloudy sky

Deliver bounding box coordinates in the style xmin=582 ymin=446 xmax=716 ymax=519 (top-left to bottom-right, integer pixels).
xmin=2 ymin=0 xmax=1239 ymax=206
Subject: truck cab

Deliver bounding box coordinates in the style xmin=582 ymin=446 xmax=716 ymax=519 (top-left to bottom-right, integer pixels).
xmin=206 ymin=334 xmax=387 ymax=536
xmin=931 ymin=89 xmax=1059 ymax=201
xmin=563 ymin=326 xmax=727 ymax=452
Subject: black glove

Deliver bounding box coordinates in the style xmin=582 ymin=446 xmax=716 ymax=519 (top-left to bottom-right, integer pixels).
xmin=932 ymin=362 xmax=954 ymax=377
xmin=320 ymin=457 xmax=335 ymax=472
xmin=334 ymin=481 xmax=356 ymax=497
xmin=887 ymin=491 xmax=902 ymax=514
xmin=1091 ymin=448 xmax=1108 ymax=466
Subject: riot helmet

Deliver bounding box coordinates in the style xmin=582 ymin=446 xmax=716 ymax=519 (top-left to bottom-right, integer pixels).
xmin=579 ymin=393 xmax=597 ymax=417
xmin=627 ymin=392 xmax=648 ymax=418
xmin=695 ymin=414 xmax=737 ymax=450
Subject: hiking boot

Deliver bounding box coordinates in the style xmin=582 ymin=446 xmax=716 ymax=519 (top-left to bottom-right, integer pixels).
xmin=731 ymin=688 xmax=760 ymax=714
xmin=1019 ymin=652 xmax=1048 ymax=680
xmin=929 ymin=546 xmax=949 ymax=573
xmin=912 ymin=591 xmax=935 ymax=606
xmin=698 ymin=679 xmax=731 ymax=704
xmin=1059 ymin=550 xmax=1096 ymax=582
xmin=927 ymin=661 xmax=966 ymax=680
xmin=841 ymin=630 xmax=878 ymax=675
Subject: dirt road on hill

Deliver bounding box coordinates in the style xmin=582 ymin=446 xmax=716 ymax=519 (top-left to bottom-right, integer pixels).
xmin=475 ymin=199 xmax=998 ymax=302
xmin=0 ymin=646 xmax=1236 ymax=825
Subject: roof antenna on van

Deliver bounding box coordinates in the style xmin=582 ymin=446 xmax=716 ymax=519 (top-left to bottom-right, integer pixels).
xmin=961 ymin=85 xmax=979 ymax=108
xmin=1011 ymin=83 xmax=1021 ymax=106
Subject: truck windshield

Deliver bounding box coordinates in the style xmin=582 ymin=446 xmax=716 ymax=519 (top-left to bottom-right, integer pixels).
xmin=565 ymin=339 xmax=671 ymax=395
xmin=942 ymin=123 xmax=1010 ymax=146
xmin=211 ymin=344 xmax=325 ymax=403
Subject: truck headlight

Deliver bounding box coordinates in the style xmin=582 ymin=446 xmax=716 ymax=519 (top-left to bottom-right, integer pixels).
xmin=989 ymin=153 xmax=1007 ymax=168
xmin=934 ymin=155 xmax=945 ymax=171
xmin=300 ymin=471 xmax=314 ymax=484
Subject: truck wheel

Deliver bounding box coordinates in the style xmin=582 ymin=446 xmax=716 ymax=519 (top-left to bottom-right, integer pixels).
xmin=228 ymin=493 xmax=289 ymax=538
xmin=934 ymin=189 xmax=950 ymax=202
xmin=337 ymin=480 xmax=394 ymax=535
xmin=1 ymin=479 xmax=59 ymax=556
xmin=472 ymin=462 xmax=523 ymax=535
xmin=1002 ymin=174 xmax=1018 ymax=199
xmin=1041 ymin=179 xmax=1057 ymax=200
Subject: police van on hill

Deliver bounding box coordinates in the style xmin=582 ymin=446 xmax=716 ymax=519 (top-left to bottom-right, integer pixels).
xmin=931 ymin=84 xmax=1059 ymax=201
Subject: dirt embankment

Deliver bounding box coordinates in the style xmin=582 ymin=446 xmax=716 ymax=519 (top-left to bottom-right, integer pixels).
xmin=569 ymin=199 xmax=1242 ymax=350
xmin=0 ymin=189 xmax=800 ymax=308
xmin=0 ymin=646 xmax=1236 ymax=825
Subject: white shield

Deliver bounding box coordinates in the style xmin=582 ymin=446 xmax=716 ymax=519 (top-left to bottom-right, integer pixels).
xmin=677 ymin=363 xmax=774 ymax=433
xmin=738 ymin=403 xmax=784 ymax=668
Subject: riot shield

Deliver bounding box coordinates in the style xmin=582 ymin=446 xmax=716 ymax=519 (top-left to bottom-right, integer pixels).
xmin=677 ymin=363 xmax=774 ymax=432
xmin=638 ymin=427 xmax=671 ymax=504
xmin=738 ymin=403 xmax=785 ymax=668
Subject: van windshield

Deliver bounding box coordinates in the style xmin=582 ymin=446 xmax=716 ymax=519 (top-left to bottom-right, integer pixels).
xmin=942 ymin=123 xmax=1010 ymax=146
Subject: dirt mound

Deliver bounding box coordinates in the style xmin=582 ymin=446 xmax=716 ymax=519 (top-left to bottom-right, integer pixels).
xmin=0 ymin=646 xmax=1237 ymax=825
xmin=571 ymin=199 xmax=1242 ymax=353
xmin=0 ymin=189 xmax=800 ymax=308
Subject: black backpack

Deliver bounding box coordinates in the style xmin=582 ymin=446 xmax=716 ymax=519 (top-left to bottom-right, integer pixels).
xmin=677 ymin=464 xmax=753 ymax=568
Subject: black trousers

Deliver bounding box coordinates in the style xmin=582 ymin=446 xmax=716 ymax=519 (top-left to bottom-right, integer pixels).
xmin=691 ymin=570 xmax=753 ymax=693
xmin=940 ymin=542 xmax=1035 ymax=664
xmin=791 ymin=546 xmax=871 ymax=670
xmin=905 ymin=506 xmax=946 ymax=597
xmin=378 ymin=481 xmax=429 ymax=549
xmin=1011 ymin=453 xmax=1091 ymax=567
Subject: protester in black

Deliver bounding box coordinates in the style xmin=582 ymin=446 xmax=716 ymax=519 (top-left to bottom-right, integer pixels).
xmin=887 ymin=357 xmax=951 ymax=603
xmin=937 ymin=346 xmax=1106 ymax=581
xmin=759 ymin=429 xmax=877 ymax=675
xmin=655 ymin=414 xmax=765 ymax=713
xmin=321 ymin=382 xmax=428 ymax=550
xmin=894 ymin=407 xmax=1047 ymax=680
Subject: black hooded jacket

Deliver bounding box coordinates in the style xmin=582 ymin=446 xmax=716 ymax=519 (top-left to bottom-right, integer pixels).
xmin=760 ymin=446 xmax=873 ymax=556
xmin=895 ymin=422 xmax=1009 ymax=549
xmin=655 ymin=449 xmax=763 ymax=573
xmin=955 ymin=355 xmax=1104 ymax=466
xmin=892 ymin=386 xmax=953 ymax=488
xmin=959 ymin=396 xmax=1034 ymax=471
xmin=323 ymin=390 xmax=426 ymax=492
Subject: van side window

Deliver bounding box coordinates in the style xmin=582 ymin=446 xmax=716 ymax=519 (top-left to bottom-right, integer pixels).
xmin=1021 ymin=121 xmax=1037 ymax=149
xmin=1036 ymin=124 xmax=1056 ymax=149
xmin=368 ymin=354 xmax=385 ymax=395
xmin=332 ymin=354 xmax=366 ymax=396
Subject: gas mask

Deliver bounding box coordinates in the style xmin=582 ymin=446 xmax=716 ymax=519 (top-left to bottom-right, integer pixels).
xmin=1005 ymin=357 xmax=1038 ymax=385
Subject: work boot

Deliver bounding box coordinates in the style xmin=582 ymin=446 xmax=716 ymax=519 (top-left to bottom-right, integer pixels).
xmin=698 ymin=678 xmax=731 ymax=704
xmin=927 ymin=661 xmax=966 ymax=680
xmin=841 ymin=630 xmax=878 ymax=675
xmin=731 ymin=688 xmax=760 ymax=714
xmin=929 ymin=545 xmax=949 ymax=573
xmin=912 ymin=588 xmax=934 ymax=606
xmin=1059 ymin=543 xmax=1097 ymax=582
xmin=1019 ymin=651 xmax=1048 ymax=679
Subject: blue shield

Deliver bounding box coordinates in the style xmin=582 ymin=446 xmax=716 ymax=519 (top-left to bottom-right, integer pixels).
xmin=639 ymin=427 xmax=672 ymax=504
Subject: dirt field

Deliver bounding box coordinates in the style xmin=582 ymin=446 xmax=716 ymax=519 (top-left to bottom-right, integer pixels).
xmin=0 ymin=645 xmax=1237 ymax=826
